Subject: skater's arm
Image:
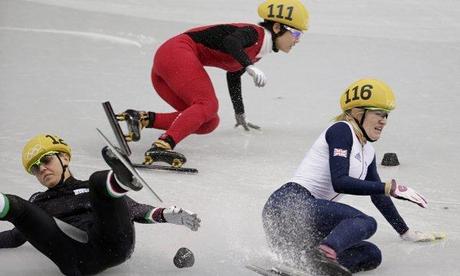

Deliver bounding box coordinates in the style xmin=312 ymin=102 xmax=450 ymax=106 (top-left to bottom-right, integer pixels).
xmin=227 ymin=69 xmax=246 ymax=114
xmin=222 ymin=26 xmax=267 ymax=88
xmin=125 ymin=198 xmax=201 ymax=231
xmin=222 ymin=26 xmax=259 ymax=68
xmin=227 ymin=69 xmax=261 ymax=130
xmin=366 ymin=160 xmax=409 ymax=234
xmin=125 ymin=196 xmax=164 ymax=224
xmin=0 ymin=228 xmax=27 ymax=248
xmin=368 ymin=165 xmax=444 ymax=240
xmin=327 ymin=123 xmax=386 ymax=195
xmin=370 ymin=195 xmax=409 ymax=235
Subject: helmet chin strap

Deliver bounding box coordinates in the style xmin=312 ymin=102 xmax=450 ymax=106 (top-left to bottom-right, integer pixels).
xmin=354 ymin=109 xmax=377 ymax=143
xmin=271 ymin=31 xmax=280 ymax=52
xmin=55 ymin=154 xmax=68 ymax=185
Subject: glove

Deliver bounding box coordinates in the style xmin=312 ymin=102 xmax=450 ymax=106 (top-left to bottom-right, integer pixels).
xmin=245 ymin=65 xmax=267 ymax=87
xmin=162 ymin=206 xmax=201 ymax=231
xmin=234 ymin=113 xmax=261 ymax=131
xmin=401 ymin=229 xmax=446 ymax=242
xmin=386 ymin=179 xmax=427 ymax=208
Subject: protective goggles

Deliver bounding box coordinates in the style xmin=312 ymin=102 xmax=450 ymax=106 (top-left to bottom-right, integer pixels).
xmin=364 ymin=108 xmax=390 ymax=119
xmin=28 ymin=151 xmax=59 ymax=175
xmin=284 ymin=26 xmax=303 ymax=39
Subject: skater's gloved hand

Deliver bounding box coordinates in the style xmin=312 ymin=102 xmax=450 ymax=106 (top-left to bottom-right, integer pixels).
xmin=163 ymin=206 xmax=201 ymax=231
xmin=245 ymin=65 xmax=267 ymax=87
xmin=385 ymin=179 xmax=427 ymax=208
xmin=234 ymin=113 xmax=261 ymax=131
xmin=401 ymin=229 xmax=446 ymax=242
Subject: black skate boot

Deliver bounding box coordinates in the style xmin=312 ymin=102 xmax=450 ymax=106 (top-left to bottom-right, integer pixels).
xmin=102 ymin=146 xmax=143 ymax=191
xmin=308 ymin=248 xmax=351 ymax=276
xmin=116 ymin=109 xmax=149 ymax=142
xmin=144 ymin=140 xmax=187 ymax=168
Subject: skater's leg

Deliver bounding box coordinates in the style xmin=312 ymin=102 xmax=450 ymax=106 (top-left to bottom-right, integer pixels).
xmin=152 ymin=72 xmax=219 ymax=144
xmin=152 ymin=46 xmax=220 ymax=145
xmin=262 ymin=182 xmax=377 ymax=263
xmin=152 ymin=73 xmax=189 ymax=112
xmin=151 ymin=73 xmax=187 ymax=130
xmin=87 ymin=171 xmax=135 ymax=266
xmin=151 ymin=74 xmax=220 ymax=135
xmin=1 ymin=194 xmax=82 ymax=275
xmin=337 ymin=241 xmax=382 ymax=272
xmin=262 ymin=183 xmax=316 ymax=259
xmin=195 ymin=115 xmax=220 ymax=134
xmin=314 ymin=204 xmax=377 ymax=254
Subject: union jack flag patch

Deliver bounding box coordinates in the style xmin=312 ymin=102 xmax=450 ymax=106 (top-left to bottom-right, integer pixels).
xmin=333 ymin=148 xmax=348 ymax=158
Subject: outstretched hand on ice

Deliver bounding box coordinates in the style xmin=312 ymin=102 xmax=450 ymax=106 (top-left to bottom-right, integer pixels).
xmin=163 ymin=206 xmax=201 ymax=231
xmin=234 ymin=113 xmax=261 ymax=131
xmin=401 ymin=229 xmax=446 ymax=242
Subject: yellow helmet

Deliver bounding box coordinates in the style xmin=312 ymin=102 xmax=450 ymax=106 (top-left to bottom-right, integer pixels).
xmin=258 ymin=0 xmax=309 ymax=31
xmin=22 ymin=134 xmax=72 ymax=174
xmin=340 ymin=78 xmax=396 ymax=112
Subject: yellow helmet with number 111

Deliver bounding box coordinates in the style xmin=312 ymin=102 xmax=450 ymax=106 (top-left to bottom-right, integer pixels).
xmin=258 ymin=0 xmax=309 ymax=31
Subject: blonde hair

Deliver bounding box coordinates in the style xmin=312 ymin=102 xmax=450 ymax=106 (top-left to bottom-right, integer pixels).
xmin=333 ymin=110 xmax=366 ymax=145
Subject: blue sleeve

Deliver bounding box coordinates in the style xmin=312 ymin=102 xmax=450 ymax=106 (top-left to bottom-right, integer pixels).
xmin=326 ymin=122 xmax=386 ymax=195
xmin=366 ymin=159 xmax=409 ymax=234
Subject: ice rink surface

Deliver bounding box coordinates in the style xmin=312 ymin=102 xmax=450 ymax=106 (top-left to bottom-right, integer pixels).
xmin=1 ymin=0 xmax=459 ymax=275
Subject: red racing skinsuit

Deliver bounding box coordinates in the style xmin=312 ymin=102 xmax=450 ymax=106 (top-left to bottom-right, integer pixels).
xmin=150 ymin=23 xmax=268 ymax=147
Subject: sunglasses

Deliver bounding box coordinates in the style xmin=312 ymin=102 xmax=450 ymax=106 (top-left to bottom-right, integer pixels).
xmin=28 ymin=151 xmax=58 ymax=175
xmin=284 ymin=26 xmax=303 ymax=39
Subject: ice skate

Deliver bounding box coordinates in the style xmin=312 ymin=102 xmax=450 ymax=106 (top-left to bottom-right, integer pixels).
xmin=144 ymin=140 xmax=186 ymax=168
xmin=102 ymin=146 xmax=143 ymax=191
xmin=116 ymin=109 xmax=149 ymax=142
xmin=307 ymin=248 xmax=352 ymax=276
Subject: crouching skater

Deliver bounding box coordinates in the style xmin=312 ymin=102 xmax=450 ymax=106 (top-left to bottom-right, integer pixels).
xmin=262 ymin=79 xmax=444 ymax=275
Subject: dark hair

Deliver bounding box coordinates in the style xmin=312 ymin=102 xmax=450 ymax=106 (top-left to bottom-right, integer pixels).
xmin=258 ymin=20 xmax=275 ymax=30
xmin=258 ymin=20 xmax=288 ymax=52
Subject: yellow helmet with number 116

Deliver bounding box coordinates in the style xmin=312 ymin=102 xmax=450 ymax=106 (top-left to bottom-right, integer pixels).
xmin=22 ymin=134 xmax=72 ymax=174
xmin=340 ymin=78 xmax=396 ymax=112
xmin=258 ymin=0 xmax=309 ymax=31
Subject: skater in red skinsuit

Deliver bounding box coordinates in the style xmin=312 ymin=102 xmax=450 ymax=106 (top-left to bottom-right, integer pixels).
xmin=123 ymin=0 xmax=309 ymax=167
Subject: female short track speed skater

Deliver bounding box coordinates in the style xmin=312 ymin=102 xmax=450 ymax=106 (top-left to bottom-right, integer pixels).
xmin=0 ymin=134 xmax=201 ymax=275
xmin=119 ymin=0 xmax=309 ymax=167
xmin=261 ymin=79 xmax=444 ymax=275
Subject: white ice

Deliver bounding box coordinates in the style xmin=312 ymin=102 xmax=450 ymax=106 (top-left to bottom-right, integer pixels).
xmin=1 ymin=0 xmax=459 ymax=275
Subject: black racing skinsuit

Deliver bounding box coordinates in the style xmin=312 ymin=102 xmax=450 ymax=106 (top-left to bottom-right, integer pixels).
xmin=0 ymin=171 xmax=156 ymax=275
